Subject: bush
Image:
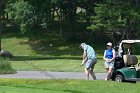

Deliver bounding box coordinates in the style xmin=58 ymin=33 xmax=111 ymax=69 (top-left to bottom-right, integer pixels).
xmin=0 ymin=58 xmax=16 ymax=74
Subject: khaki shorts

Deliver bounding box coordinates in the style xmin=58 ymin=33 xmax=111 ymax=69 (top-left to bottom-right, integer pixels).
xmin=105 ymin=61 xmax=114 ymax=68
xmin=85 ymin=58 xmax=97 ymax=70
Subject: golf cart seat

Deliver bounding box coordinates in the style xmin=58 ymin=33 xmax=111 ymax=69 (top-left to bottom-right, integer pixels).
xmin=123 ymin=55 xmax=128 ymax=65
xmin=123 ymin=55 xmax=138 ymax=66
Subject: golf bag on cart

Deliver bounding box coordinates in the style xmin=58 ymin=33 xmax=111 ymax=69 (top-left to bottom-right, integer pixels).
xmin=114 ymin=57 xmax=125 ymax=70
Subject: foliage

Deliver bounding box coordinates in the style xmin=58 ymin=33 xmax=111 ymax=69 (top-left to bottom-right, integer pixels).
xmin=0 ymin=58 xmax=16 ymax=74
xmin=88 ymin=0 xmax=140 ymax=40
xmin=2 ymin=0 xmax=140 ymax=47
xmin=6 ymin=0 xmax=34 ymax=33
xmin=5 ymin=0 xmax=96 ymax=36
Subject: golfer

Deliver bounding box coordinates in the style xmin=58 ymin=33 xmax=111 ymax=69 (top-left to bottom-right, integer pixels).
xmin=80 ymin=43 xmax=97 ymax=80
xmin=103 ymin=42 xmax=115 ymax=81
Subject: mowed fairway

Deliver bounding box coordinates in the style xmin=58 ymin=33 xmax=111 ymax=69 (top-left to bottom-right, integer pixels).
xmin=0 ymin=79 xmax=140 ymax=93
xmin=10 ymin=56 xmax=105 ymax=72
xmin=8 ymin=54 xmax=140 ymax=72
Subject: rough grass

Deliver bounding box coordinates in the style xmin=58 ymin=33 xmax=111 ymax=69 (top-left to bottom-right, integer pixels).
xmin=0 ymin=79 xmax=140 ymax=93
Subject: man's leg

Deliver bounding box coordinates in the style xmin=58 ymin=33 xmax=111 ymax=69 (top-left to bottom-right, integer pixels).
xmin=89 ymin=69 xmax=96 ymax=80
xmin=85 ymin=59 xmax=92 ymax=80
xmin=85 ymin=68 xmax=89 ymax=80
xmin=89 ymin=62 xmax=97 ymax=80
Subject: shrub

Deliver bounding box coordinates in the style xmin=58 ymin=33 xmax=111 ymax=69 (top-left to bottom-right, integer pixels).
xmin=0 ymin=58 xmax=16 ymax=74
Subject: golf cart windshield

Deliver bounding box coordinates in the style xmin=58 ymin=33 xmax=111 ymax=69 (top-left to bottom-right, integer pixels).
xmin=121 ymin=40 xmax=140 ymax=44
xmin=118 ymin=40 xmax=140 ymax=57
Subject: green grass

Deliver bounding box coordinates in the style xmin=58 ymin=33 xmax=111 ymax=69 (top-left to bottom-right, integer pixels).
xmin=2 ymin=28 xmax=105 ymax=56
xmin=10 ymin=56 xmax=105 ymax=72
xmin=2 ymin=37 xmax=140 ymax=72
xmin=1 ymin=30 xmax=140 ymax=72
xmin=0 ymin=79 xmax=140 ymax=93
xmin=0 ymin=86 xmax=52 ymax=93
xmin=2 ymin=37 xmax=36 ymax=56
xmin=2 ymin=33 xmax=106 ymax=72
xmin=9 ymin=55 xmax=140 ymax=72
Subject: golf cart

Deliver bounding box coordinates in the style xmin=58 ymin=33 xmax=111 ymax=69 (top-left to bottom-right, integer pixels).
xmin=111 ymin=40 xmax=140 ymax=83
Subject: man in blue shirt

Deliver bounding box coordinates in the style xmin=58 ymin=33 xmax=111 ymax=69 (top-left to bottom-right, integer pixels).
xmin=80 ymin=43 xmax=97 ymax=80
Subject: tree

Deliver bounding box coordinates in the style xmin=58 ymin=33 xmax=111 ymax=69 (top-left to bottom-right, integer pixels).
xmin=0 ymin=0 xmax=6 ymax=51
xmin=88 ymin=0 xmax=140 ymax=44
xmin=6 ymin=0 xmax=35 ymax=33
xmin=5 ymin=0 xmax=97 ymax=37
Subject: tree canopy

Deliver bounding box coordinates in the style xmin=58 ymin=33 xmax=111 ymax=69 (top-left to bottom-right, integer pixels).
xmin=1 ymin=0 xmax=140 ymax=43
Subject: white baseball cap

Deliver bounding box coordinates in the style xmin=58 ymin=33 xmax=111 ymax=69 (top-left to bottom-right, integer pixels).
xmin=80 ymin=43 xmax=86 ymax=48
xmin=107 ymin=42 xmax=112 ymax=46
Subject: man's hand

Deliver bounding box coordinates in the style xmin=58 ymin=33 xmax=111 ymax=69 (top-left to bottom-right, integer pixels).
xmin=106 ymin=59 xmax=112 ymax=63
xmin=81 ymin=60 xmax=85 ymax=66
xmin=81 ymin=58 xmax=87 ymax=66
xmin=105 ymin=59 xmax=110 ymax=63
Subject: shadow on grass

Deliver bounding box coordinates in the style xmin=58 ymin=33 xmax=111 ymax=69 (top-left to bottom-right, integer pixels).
xmin=28 ymin=41 xmax=82 ymax=56
xmin=64 ymin=89 xmax=85 ymax=93
xmin=11 ymin=56 xmax=103 ymax=61
xmin=11 ymin=56 xmax=82 ymax=61
xmin=3 ymin=22 xmax=107 ymax=56
xmin=2 ymin=22 xmax=92 ymax=56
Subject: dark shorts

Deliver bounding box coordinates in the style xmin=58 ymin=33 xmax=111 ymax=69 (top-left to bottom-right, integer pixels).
xmin=85 ymin=58 xmax=97 ymax=70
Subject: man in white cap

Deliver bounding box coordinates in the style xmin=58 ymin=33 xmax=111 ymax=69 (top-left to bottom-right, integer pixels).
xmin=80 ymin=43 xmax=97 ymax=80
xmin=103 ymin=42 xmax=115 ymax=81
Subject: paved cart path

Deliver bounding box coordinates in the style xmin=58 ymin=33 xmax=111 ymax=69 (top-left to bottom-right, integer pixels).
xmin=0 ymin=71 xmax=106 ymax=80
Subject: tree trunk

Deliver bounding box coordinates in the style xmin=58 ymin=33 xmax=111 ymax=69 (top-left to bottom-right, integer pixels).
xmin=55 ymin=9 xmax=63 ymax=37
xmin=86 ymin=0 xmax=95 ymax=25
xmin=0 ymin=0 xmax=5 ymax=51
xmin=0 ymin=23 xmax=1 ymax=51
xmin=59 ymin=9 xmax=63 ymax=37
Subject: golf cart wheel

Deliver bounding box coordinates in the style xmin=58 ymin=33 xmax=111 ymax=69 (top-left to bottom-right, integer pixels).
xmin=114 ymin=74 xmax=124 ymax=82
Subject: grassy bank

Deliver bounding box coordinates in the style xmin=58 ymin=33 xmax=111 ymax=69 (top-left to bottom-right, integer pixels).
xmin=0 ymin=79 xmax=140 ymax=93
xmin=2 ymin=33 xmax=106 ymax=72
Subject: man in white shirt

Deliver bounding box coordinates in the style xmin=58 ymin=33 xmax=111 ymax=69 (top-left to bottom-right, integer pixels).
xmin=80 ymin=43 xmax=97 ymax=80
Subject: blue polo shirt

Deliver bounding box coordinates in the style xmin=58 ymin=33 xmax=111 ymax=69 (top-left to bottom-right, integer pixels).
xmin=105 ymin=48 xmax=115 ymax=59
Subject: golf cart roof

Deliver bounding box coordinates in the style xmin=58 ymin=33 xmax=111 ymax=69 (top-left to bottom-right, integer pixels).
xmin=121 ymin=40 xmax=140 ymax=44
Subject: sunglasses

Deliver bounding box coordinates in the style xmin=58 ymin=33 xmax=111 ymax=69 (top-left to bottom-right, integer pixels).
xmin=107 ymin=45 xmax=111 ymax=47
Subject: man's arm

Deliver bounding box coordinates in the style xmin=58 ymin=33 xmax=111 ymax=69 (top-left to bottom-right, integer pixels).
xmin=83 ymin=51 xmax=87 ymax=60
xmin=80 ymin=50 xmax=87 ymax=66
